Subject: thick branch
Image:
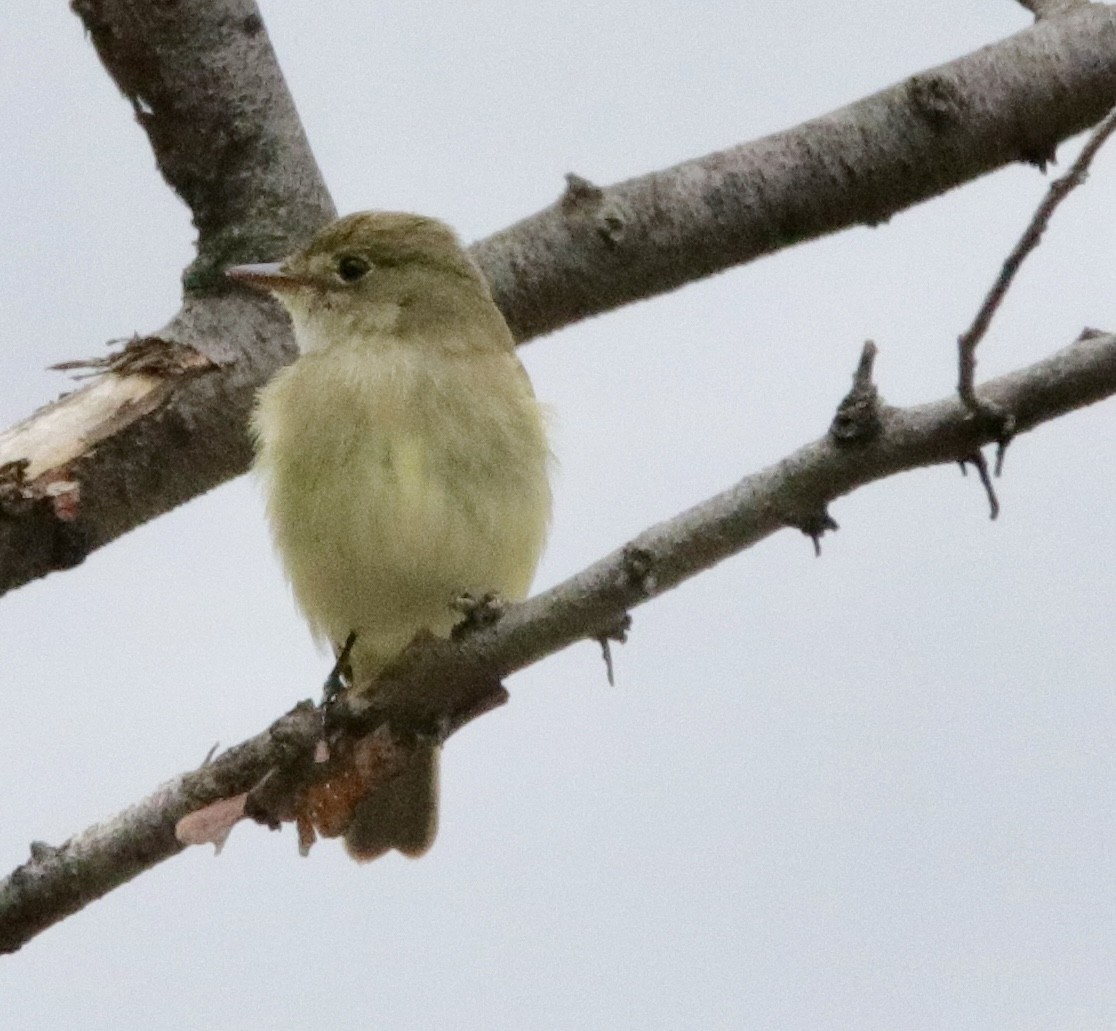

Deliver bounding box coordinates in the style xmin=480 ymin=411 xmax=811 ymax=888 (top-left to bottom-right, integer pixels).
xmin=3 ymin=328 xmax=1115 ymax=954
xmin=0 ymin=0 xmax=334 ymax=594
xmin=480 ymin=4 xmax=1116 ymax=341
xmin=70 ymin=0 xmax=336 ymax=288
xmin=3 ymin=5 xmax=1116 ymax=596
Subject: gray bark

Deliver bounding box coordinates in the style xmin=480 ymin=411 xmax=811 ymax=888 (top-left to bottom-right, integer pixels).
xmin=3 ymin=327 xmax=1115 ymax=953
xmin=4 ymin=4 xmax=1116 ymax=594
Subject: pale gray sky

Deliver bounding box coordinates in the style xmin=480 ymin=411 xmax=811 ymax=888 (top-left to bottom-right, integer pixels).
xmin=2 ymin=3 xmax=1114 ymax=1029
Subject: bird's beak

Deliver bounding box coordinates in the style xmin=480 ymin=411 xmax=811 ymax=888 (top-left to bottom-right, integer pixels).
xmin=226 ymin=262 xmax=300 ymax=292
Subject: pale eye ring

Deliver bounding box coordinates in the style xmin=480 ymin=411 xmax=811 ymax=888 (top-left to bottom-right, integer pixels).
xmin=337 ymin=255 xmax=370 ymax=282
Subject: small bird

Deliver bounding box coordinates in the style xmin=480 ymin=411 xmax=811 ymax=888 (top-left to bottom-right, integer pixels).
xmin=227 ymin=212 xmax=551 ymax=861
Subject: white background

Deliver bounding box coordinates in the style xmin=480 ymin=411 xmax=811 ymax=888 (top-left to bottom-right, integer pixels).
xmin=2 ymin=2 xmax=1114 ymax=1028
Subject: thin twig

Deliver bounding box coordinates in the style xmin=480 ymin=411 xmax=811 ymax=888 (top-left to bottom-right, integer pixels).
xmin=594 ymin=616 xmax=631 ymax=687
xmin=958 ymin=452 xmax=1001 ymax=520
xmin=957 ymin=103 xmax=1116 ymax=417
xmin=599 ymin=637 xmax=616 ymax=686
xmin=830 ymin=341 xmax=882 ymax=445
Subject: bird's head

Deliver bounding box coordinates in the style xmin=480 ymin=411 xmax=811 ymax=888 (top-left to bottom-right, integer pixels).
xmin=228 ymin=211 xmax=497 ymax=353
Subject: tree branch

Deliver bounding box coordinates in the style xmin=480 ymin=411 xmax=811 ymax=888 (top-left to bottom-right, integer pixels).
xmin=958 ymin=102 xmax=1116 ymax=422
xmin=4 ymin=327 xmax=1115 ymax=954
xmin=479 ymin=4 xmax=1116 ymax=341
xmin=0 ymin=0 xmax=334 ymax=594
xmin=70 ymin=0 xmax=336 ymax=288
xmin=3 ymin=5 xmax=1116 ymax=596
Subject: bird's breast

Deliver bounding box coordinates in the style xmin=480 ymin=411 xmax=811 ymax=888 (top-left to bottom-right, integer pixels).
xmin=252 ymin=340 xmax=551 ymax=676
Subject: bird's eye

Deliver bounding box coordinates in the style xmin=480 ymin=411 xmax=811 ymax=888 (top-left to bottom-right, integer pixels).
xmin=337 ymin=255 xmax=370 ymax=282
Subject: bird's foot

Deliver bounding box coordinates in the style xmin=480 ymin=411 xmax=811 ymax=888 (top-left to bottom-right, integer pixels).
xmin=322 ymin=631 xmax=357 ymax=704
xmin=451 ymin=591 xmax=505 ymax=639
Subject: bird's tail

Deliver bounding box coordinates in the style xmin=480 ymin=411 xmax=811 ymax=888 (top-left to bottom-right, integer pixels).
xmin=343 ymin=743 xmax=440 ymax=861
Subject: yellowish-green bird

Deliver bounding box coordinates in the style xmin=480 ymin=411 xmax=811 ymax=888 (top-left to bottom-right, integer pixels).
xmin=227 ymin=212 xmax=551 ymax=861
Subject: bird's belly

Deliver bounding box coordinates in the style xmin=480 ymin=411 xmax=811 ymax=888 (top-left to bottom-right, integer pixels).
xmin=265 ymin=426 xmax=545 ymax=679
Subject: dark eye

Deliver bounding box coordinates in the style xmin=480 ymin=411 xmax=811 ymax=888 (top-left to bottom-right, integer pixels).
xmin=337 ymin=255 xmax=370 ymax=282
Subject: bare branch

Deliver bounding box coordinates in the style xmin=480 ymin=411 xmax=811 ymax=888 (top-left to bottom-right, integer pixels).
xmin=958 ymin=102 xmax=1116 ymax=416
xmin=4 ymin=327 xmax=1116 ymax=954
xmin=0 ymin=0 xmax=334 ymax=595
xmin=958 ymin=451 xmax=1001 ymax=520
xmin=70 ymin=0 xmax=336 ymax=287
xmin=0 ymin=295 xmax=295 ymax=591
xmin=0 ymin=704 xmax=321 ymax=954
xmin=3 ymin=5 xmax=1116 ymax=597
xmin=480 ymin=5 xmax=1116 ymax=341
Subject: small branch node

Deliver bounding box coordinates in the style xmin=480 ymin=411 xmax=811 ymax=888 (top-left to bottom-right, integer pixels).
xmin=451 ymin=591 xmax=506 ymax=638
xmin=959 ymin=451 xmax=1001 ymax=520
xmin=831 ymin=341 xmax=883 ymax=445
xmin=595 ymin=614 xmax=633 ymax=688
xmin=597 ymin=210 xmax=627 ymax=247
xmin=559 ymin=173 xmax=626 ymax=246
xmin=794 ymin=510 xmax=840 ymax=556
xmin=0 ymin=459 xmax=33 ymax=515
xmin=1020 ymin=142 xmax=1059 ymax=172
xmin=561 ymin=173 xmax=604 ymax=210
xmin=961 ymin=393 xmax=1018 ymax=450
xmin=907 ymin=73 xmax=967 ymax=131
xmin=243 ymin=762 xmax=309 ymax=831
xmin=28 ymin=841 xmax=60 ymax=863
xmin=621 ymin=545 xmax=657 ymax=596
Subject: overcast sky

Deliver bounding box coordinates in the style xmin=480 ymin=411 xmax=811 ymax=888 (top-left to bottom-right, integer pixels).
xmin=2 ymin=2 xmax=1114 ymax=1029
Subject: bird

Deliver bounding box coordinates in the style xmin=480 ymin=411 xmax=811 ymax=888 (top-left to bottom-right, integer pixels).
xmin=227 ymin=211 xmax=552 ymax=860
